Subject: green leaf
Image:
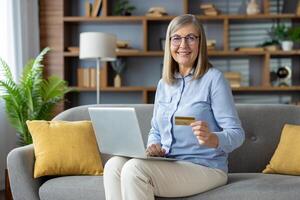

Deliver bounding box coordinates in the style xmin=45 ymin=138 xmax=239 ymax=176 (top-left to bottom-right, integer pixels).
xmin=0 ymin=58 xmax=14 ymax=81
xmin=0 ymin=47 xmax=71 ymax=145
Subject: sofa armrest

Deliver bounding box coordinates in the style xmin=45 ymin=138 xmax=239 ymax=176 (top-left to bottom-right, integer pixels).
xmin=7 ymin=144 xmax=44 ymax=200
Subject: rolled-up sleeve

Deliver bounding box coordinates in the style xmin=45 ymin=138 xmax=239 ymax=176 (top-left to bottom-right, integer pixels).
xmin=210 ymin=72 xmax=245 ymax=153
xmin=147 ymin=80 xmax=162 ymax=147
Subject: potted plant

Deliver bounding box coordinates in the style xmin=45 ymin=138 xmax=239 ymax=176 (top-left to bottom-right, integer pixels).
xmin=111 ymin=58 xmax=126 ymax=87
xmin=272 ymin=24 xmax=300 ymax=51
xmin=113 ymin=0 xmax=136 ymax=16
xmin=0 ymin=47 xmax=71 ymax=145
xmin=259 ymin=39 xmax=280 ymax=51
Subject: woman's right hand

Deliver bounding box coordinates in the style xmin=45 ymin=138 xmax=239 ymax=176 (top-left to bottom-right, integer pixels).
xmin=146 ymin=144 xmax=166 ymax=157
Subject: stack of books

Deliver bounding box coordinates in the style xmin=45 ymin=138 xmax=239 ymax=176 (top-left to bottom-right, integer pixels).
xmin=200 ymin=3 xmax=220 ymax=16
xmin=77 ymin=67 xmax=98 ymax=88
xmin=224 ymin=72 xmax=241 ymax=87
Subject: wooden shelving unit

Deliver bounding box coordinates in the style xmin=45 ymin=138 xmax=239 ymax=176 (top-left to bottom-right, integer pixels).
xmin=63 ymin=14 xmax=300 ymax=22
xmin=40 ymin=0 xmax=300 ymax=110
xmin=64 ymin=50 xmax=300 ymax=57
xmin=71 ymin=86 xmax=300 ymax=92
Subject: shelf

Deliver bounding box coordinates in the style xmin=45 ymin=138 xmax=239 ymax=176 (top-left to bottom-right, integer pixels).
xmin=70 ymin=86 xmax=300 ymax=93
xmin=211 ymin=50 xmax=300 ymax=56
xmin=209 ymin=50 xmax=265 ymax=56
xmin=64 ymin=50 xmax=300 ymax=57
xmin=232 ymin=86 xmax=300 ymax=92
xmin=70 ymin=86 xmax=156 ymax=92
xmin=268 ymin=50 xmax=300 ymax=56
xmin=63 ymin=16 xmax=144 ymax=23
xmin=63 ymin=51 xmax=164 ymax=57
xmin=226 ymin=14 xmax=300 ymax=20
xmin=116 ymin=51 xmax=163 ymax=57
xmin=63 ymin=14 xmax=300 ymax=23
xmin=63 ymin=16 xmax=176 ymax=23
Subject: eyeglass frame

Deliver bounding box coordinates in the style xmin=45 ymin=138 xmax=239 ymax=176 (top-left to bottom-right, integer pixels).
xmin=169 ymin=34 xmax=199 ymax=46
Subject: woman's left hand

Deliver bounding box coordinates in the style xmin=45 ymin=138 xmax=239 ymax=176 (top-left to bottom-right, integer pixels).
xmin=190 ymin=121 xmax=219 ymax=148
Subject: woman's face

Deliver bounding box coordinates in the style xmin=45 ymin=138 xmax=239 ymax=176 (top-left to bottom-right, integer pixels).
xmin=170 ymin=24 xmax=199 ymax=69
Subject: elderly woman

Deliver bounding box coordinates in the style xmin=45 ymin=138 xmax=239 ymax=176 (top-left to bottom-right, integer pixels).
xmin=104 ymin=14 xmax=245 ymax=200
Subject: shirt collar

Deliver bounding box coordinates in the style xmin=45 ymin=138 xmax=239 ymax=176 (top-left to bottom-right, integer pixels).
xmin=174 ymin=67 xmax=195 ymax=79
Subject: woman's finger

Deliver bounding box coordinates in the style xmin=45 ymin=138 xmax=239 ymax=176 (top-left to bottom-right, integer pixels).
xmin=192 ymin=126 xmax=208 ymax=132
xmin=190 ymin=121 xmax=208 ymax=127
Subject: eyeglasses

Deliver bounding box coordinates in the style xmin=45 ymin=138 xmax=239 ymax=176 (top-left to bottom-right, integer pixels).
xmin=170 ymin=34 xmax=199 ymax=46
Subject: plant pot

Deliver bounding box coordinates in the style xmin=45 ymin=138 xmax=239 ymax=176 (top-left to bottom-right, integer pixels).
xmin=123 ymin=11 xmax=132 ymax=16
xmin=114 ymin=74 xmax=122 ymax=88
xmin=281 ymin=41 xmax=293 ymax=51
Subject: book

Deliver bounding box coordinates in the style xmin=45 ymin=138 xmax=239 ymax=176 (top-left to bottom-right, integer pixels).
xmin=200 ymin=3 xmax=214 ymax=9
xmin=204 ymin=10 xmax=219 ymax=16
xmin=89 ymin=67 xmax=97 ymax=88
xmin=85 ymin=0 xmax=91 ymax=17
xmin=67 ymin=46 xmax=79 ymax=53
xmin=92 ymin=0 xmax=102 ymax=17
xmin=235 ymin=47 xmax=264 ymax=52
xmin=224 ymin=72 xmax=241 ymax=87
xmin=116 ymin=48 xmax=140 ymax=53
xmin=83 ymin=68 xmax=90 ymax=87
xmin=205 ymin=7 xmax=218 ymax=12
xmin=77 ymin=68 xmax=84 ymax=87
xmin=207 ymin=46 xmax=216 ymax=50
xmin=224 ymin=72 xmax=241 ymax=80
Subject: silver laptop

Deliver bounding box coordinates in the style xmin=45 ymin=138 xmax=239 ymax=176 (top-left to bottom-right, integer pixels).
xmin=88 ymin=107 xmax=176 ymax=161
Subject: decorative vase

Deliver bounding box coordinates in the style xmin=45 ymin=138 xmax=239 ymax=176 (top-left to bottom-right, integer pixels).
xmin=114 ymin=74 xmax=122 ymax=88
xmin=281 ymin=41 xmax=293 ymax=51
xmin=246 ymin=0 xmax=260 ymax=15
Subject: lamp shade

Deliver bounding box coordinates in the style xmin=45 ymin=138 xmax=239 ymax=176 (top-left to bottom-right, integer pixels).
xmin=79 ymin=32 xmax=117 ymax=61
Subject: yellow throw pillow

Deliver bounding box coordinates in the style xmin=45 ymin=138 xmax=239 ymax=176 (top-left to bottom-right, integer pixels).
xmin=263 ymin=124 xmax=300 ymax=175
xmin=27 ymin=120 xmax=103 ymax=178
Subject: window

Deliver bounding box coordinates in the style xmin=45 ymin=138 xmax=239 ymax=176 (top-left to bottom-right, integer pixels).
xmin=0 ymin=0 xmax=16 ymax=82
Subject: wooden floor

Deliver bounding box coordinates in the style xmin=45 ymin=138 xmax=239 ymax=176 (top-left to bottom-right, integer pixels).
xmin=0 ymin=190 xmax=5 ymax=200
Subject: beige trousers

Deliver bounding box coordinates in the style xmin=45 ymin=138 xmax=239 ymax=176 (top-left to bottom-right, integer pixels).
xmin=103 ymin=156 xmax=227 ymax=200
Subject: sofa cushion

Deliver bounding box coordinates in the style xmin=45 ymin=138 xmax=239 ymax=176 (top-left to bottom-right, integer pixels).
xmin=27 ymin=120 xmax=103 ymax=178
xmin=39 ymin=173 xmax=300 ymax=200
xmin=39 ymin=176 xmax=105 ymax=200
xmin=263 ymin=124 xmax=300 ymax=175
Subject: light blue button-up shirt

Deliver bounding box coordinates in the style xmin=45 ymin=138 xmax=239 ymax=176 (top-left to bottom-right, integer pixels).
xmin=147 ymin=67 xmax=245 ymax=173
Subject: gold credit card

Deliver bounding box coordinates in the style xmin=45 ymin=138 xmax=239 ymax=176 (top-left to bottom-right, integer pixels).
xmin=175 ymin=116 xmax=196 ymax=126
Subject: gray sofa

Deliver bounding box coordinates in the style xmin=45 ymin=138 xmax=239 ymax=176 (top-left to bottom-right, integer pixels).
xmin=7 ymin=104 xmax=300 ymax=200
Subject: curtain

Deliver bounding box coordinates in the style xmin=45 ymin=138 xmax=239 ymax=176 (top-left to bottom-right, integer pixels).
xmin=0 ymin=0 xmax=39 ymax=190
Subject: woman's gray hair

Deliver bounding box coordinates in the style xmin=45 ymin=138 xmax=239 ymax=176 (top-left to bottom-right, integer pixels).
xmin=162 ymin=14 xmax=212 ymax=85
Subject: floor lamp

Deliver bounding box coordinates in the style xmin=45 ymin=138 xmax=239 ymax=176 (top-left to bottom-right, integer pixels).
xmin=79 ymin=32 xmax=116 ymax=104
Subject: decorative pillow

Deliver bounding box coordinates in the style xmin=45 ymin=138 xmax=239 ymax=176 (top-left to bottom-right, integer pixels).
xmin=27 ymin=120 xmax=103 ymax=178
xmin=263 ymin=124 xmax=300 ymax=175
